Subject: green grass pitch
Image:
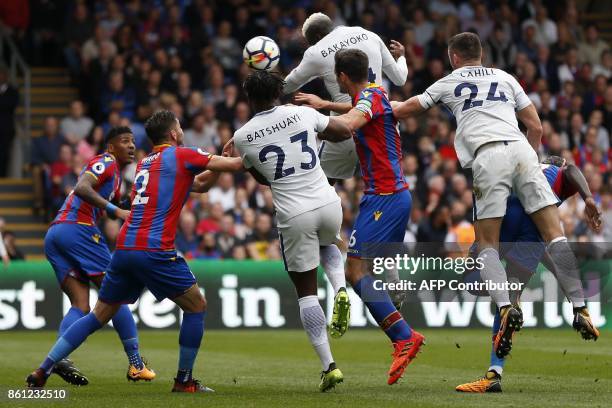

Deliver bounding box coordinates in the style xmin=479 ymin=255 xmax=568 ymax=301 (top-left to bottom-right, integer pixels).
xmin=1 ymin=329 xmax=610 ymax=407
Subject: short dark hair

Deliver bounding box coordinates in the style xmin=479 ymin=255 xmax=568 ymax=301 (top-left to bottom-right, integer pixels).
xmin=334 ymin=48 xmax=369 ymax=83
xmin=105 ymin=126 xmax=132 ymax=144
xmin=145 ymin=110 xmax=177 ymax=145
xmin=448 ymin=32 xmax=482 ymax=61
xmin=243 ymin=71 xmax=285 ymax=106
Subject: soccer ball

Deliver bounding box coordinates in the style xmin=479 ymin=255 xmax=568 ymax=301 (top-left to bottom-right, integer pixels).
xmin=243 ymin=36 xmax=280 ymax=71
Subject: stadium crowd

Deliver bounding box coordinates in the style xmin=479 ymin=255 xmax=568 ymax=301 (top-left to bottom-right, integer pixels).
xmin=2 ymin=0 xmax=610 ymax=260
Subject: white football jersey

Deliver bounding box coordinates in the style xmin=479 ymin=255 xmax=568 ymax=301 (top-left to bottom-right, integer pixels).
xmin=417 ymin=66 xmax=532 ymax=168
xmin=233 ymin=105 xmax=340 ymax=222
xmin=284 ymin=26 xmax=408 ymax=103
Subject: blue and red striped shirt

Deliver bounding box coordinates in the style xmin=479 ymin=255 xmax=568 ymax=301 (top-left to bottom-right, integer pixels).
xmin=116 ymin=144 xmax=212 ymax=251
xmin=53 ymin=153 xmax=121 ymax=226
xmin=352 ymin=85 xmax=408 ymax=195
xmin=542 ymin=164 xmax=577 ymax=202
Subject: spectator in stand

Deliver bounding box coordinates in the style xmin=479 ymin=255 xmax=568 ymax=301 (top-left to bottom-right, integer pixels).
xmin=445 ymin=201 xmax=475 ymax=244
xmin=203 ymin=64 xmax=226 ymax=105
xmin=413 ymin=9 xmax=434 ymax=48
xmin=574 ymin=126 xmax=604 ymax=168
xmin=0 ymin=65 xmax=19 ymax=177
xmin=233 ymin=101 xmax=251 ymax=132
xmin=461 ymin=3 xmax=493 ymax=41
xmin=521 ymin=5 xmax=557 ymax=46
xmin=558 ymin=48 xmax=580 ymax=84
xmin=216 ymin=214 xmax=241 ymax=259
xmin=31 ymin=116 xmax=65 ymax=214
xmin=484 ymin=24 xmax=517 ymax=70
xmin=60 ymin=100 xmax=94 ymax=146
xmin=176 ymin=210 xmax=200 ymax=257
xmin=81 ymin=25 xmax=117 ymax=69
xmin=215 ymin=84 xmax=240 ymax=123
xmin=192 ymin=233 xmax=221 ymax=260
xmin=592 ymin=50 xmax=611 ymax=79
xmin=49 ymin=144 xmax=74 ymax=212
xmin=245 ymin=213 xmax=279 ymax=261
xmin=63 ymin=3 xmax=93 ymax=76
xmin=197 ymin=203 xmax=224 ymax=236
xmin=429 ymin=0 xmax=458 ymax=19
xmin=0 ymin=217 xmax=10 ymax=267
xmin=2 ymin=231 xmax=24 ymax=261
xmin=416 ymin=203 xmax=451 ymax=258
xmin=101 ymin=70 xmax=136 ymax=120
xmin=578 ymin=24 xmax=610 ymax=67
xmin=208 ymin=173 xmax=236 ymax=212
xmin=183 ymin=113 xmax=219 ymax=149
xmin=212 ymin=21 xmax=242 ymax=72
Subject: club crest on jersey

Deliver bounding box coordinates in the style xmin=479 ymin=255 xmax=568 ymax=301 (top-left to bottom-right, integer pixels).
xmin=92 ymin=234 xmax=101 ymax=244
xmin=374 ymin=211 xmax=383 ymax=221
xmin=473 ymin=186 xmax=483 ymax=200
xmin=92 ymin=162 xmax=105 ymax=175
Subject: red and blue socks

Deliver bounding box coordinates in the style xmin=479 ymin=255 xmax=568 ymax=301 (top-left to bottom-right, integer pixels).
xmin=353 ymin=275 xmax=412 ymax=342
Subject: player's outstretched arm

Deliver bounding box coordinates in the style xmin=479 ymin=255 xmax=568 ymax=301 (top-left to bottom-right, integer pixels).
xmin=192 ymin=170 xmax=221 ymax=193
xmin=294 ymin=93 xmax=353 ymax=114
xmin=205 ymin=155 xmax=244 ymax=172
xmin=335 ymin=108 xmax=371 ymax=133
xmin=318 ymin=117 xmax=353 ymax=142
xmin=391 ymin=96 xmax=427 ymax=120
xmin=563 ymin=163 xmax=602 ymax=232
xmin=74 ymin=173 xmax=129 ymax=220
xmin=516 ymin=104 xmax=543 ymax=151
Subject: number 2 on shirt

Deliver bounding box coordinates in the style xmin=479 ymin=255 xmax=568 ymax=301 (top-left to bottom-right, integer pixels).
xmin=132 ymin=169 xmax=150 ymax=205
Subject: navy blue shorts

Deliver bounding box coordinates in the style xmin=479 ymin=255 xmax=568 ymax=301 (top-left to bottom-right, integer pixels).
xmin=44 ymin=223 xmax=111 ymax=284
xmin=347 ymin=189 xmax=412 ymax=258
xmin=98 ymin=249 xmax=196 ymax=304
xmin=500 ymin=196 xmax=545 ymax=275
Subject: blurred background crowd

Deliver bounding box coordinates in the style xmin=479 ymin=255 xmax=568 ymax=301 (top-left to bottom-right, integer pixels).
xmin=0 ymin=0 xmax=610 ymax=261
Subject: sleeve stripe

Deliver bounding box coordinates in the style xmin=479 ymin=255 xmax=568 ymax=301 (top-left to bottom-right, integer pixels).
xmin=84 ymin=171 xmax=99 ymax=181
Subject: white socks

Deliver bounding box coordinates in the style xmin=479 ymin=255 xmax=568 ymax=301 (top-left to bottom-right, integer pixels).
xmin=479 ymin=248 xmax=511 ymax=308
xmin=320 ymin=244 xmax=346 ymax=294
xmin=547 ymin=237 xmax=585 ymax=308
xmin=298 ymin=295 xmax=334 ymax=370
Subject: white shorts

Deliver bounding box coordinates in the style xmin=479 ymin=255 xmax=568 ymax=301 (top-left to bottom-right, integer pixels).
xmin=472 ymin=139 xmax=558 ymax=220
xmin=318 ymin=138 xmax=359 ymax=180
xmin=277 ymin=200 xmax=342 ymax=272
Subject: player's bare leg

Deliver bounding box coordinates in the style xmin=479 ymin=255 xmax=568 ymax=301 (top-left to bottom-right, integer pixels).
xmin=90 ymin=276 xmax=155 ymax=382
xmin=171 ymin=284 xmax=214 ymax=393
xmin=26 ymin=300 xmax=121 ymax=388
xmin=345 ymin=257 xmax=424 ymax=385
xmin=288 ymin=268 xmax=343 ymax=392
xmin=529 ymin=205 xmax=599 ymax=340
